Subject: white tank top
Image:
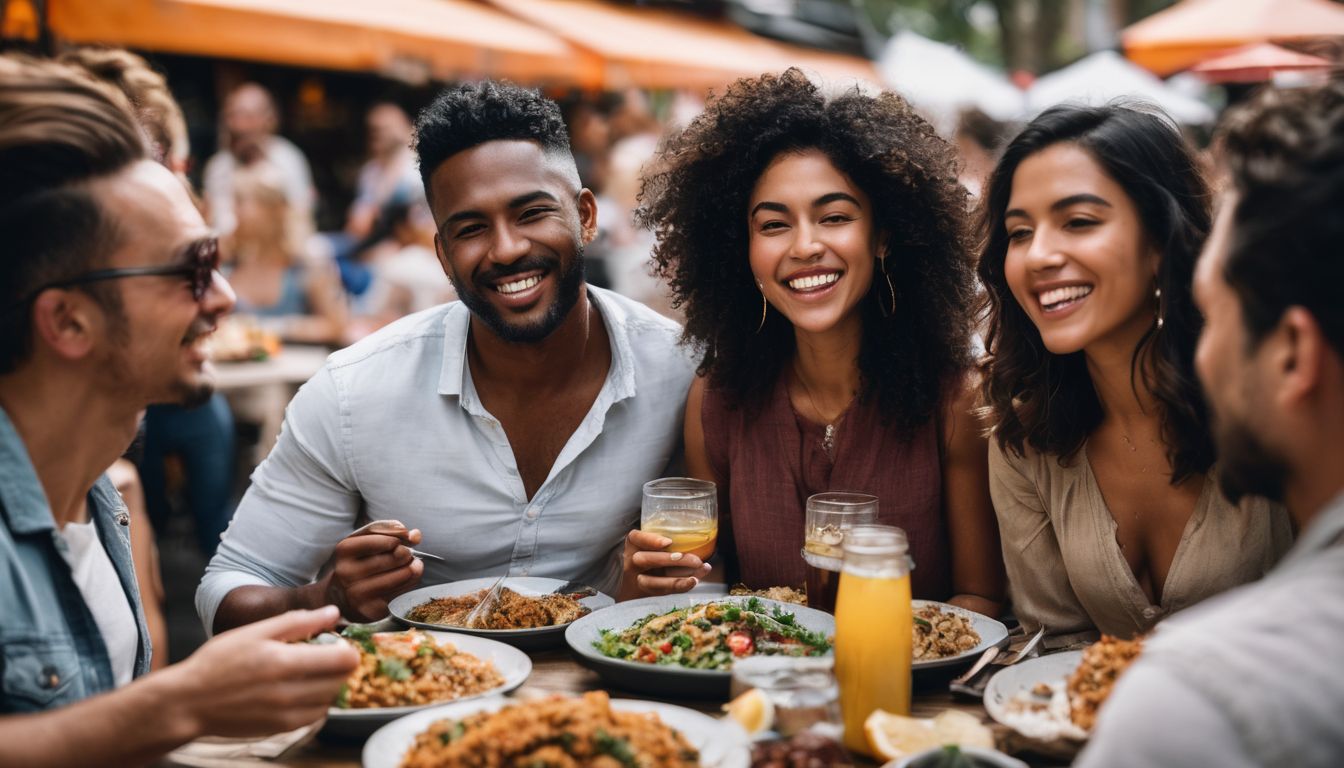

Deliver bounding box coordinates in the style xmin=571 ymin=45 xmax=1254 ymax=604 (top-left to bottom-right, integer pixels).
xmin=58 ymin=520 xmax=138 ymax=687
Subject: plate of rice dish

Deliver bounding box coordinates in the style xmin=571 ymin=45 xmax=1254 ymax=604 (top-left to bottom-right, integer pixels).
xmin=911 ymin=600 xmax=1010 ymax=673
xmin=390 ymin=576 xmax=614 ymax=650
xmin=320 ymin=627 xmax=530 ymax=737
xmin=983 ymin=636 xmax=1143 ymax=744
xmin=361 ymin=691 xmax=751 ymax=768
xmin=566 ymin=596 xmax=834 ymax=698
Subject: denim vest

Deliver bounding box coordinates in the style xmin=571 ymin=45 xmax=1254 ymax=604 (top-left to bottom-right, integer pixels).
xmin=0 ymin=406 xmax=152 ymax=712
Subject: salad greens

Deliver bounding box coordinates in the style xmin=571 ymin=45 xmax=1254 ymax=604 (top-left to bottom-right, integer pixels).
xmin=594 ymin=598 xmax=831 ymax=670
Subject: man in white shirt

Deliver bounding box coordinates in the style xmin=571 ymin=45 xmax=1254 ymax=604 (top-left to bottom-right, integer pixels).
xmin=202 ymin=81 xmax=699 ymax=632
xmin=1079 ymin=78 xmax=1344 ymax=767
xmin=0 ymin=56 xmax=356 ymax=765
xmin=202 ymin=81 xmax=316 ymax=235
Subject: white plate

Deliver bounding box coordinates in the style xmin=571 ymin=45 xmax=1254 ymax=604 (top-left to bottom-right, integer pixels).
xmin=911 ymin=600 xmax=1011 ymax=673
xmin=983 ymin=650 xmax=1086 ymax=741
xmin=389 ymin=577 xmax=614 ymax=650
xmin=361 ymin=696 xmax=751 ymax=768
xmin=324 ymin=630 xmax=530 ymax=738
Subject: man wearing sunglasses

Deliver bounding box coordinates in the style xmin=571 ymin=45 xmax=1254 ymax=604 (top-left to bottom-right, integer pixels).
xmin=0 ymin=57 xmax=358 ymax=765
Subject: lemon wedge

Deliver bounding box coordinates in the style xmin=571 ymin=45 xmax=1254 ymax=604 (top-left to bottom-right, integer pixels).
xmin=864 ymin=709 xmax=994 ymax=762
xmin=723 ymin=688 xmax=775 ymax=735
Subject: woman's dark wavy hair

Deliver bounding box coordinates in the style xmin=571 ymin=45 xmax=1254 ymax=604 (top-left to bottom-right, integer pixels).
xmin=977 ymin=103 xmax=1214 ymax=483
xmin=638 ymin=69 xmax=976 ymax=433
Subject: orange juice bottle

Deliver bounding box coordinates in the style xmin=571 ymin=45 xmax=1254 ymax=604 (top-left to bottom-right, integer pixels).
xmin=833 ymin=524 xmax=912 ymax=756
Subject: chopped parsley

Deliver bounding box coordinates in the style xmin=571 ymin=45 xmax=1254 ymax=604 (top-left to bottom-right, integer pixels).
xmin=377 ymin=657 xmax=412 ymax=681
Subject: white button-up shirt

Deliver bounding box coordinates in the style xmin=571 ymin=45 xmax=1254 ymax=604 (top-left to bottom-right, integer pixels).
xmin=197 ymin=287 xmax=696 ymax=632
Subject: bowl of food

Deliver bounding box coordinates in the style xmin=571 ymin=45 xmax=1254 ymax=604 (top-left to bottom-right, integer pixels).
xmin=362 ymin=691 xmax=751 ymax=768
xmin=389 ymin=577 xmax=613 ymax=650
xmin=566 ymin=595 xmax=835 ymax=699
xmin=318 ymin=627 xmax=530 ymax=738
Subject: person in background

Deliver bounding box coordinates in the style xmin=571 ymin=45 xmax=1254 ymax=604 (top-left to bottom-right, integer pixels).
xmin=202 ymin=81 xmax=315 ymax=236
xmin=953 ymin=107 xmax=1008 ymax=201
xmin=346 ymin=102 xmax=425 ymax=242
xmin=1079 ymin=76 xmax=1344 ymax=768
xmin=58 ymin=47 xmax=190 ymax=177
xmin=978 ymin=103 xmax=1292 ymax=647
xmin=0 ymin=55 xmax=355 ymax=764
xmin=345 ymin=200 xmax=456 ymax=341
xmin=627 ymin=69 xmax=1004 ymax=614
xmin=199 ymin=81 xmax=695 ymax=633
xmin=225 ymin=163 xmax=348 ymax=345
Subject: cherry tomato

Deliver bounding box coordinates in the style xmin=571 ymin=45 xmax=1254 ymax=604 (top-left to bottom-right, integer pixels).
xmin=659 ymin=641 xmax=674 ymax=654
xmin=726 ymin=631 xmax=754 ymax=656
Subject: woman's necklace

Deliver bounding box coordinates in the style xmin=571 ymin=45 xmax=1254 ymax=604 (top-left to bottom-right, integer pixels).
xmin=793 ymin=364 xmax=855 ymax=457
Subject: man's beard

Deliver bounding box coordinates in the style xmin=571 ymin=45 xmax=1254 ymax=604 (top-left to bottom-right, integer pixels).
xmin=1213 ymin=414 xmax=1289 ymax=505
xmin=450 ymin=245 xmax=586 ymax=344
xmin=106 ymin=316 xmax=217 ymax=410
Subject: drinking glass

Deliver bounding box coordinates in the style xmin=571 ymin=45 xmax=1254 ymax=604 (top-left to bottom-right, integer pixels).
xmin=801 ymin=491 xmax=878 ymax=612
xmin=641 ymin=478 xmax=718 ymax=565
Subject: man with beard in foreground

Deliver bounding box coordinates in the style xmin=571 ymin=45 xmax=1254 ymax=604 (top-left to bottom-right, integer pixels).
xmin=1078 ymin=79 xmax=1344 ymax=767
xmin=0 ymin=56 xmax=357 ymax=764
xmin=202 ymin=81 xmax=698 ymax=632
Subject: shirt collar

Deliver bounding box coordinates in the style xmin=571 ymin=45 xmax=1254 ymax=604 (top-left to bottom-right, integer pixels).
xmin=0 ymin=403 xmax=56 ymax=535
xmin=1279 ymin=488 xmax=1344 ymax=570
xmin=435 ymin=286 xmax=638 ymax=410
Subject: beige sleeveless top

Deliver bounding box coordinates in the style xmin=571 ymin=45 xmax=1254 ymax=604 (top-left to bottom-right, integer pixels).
xmin=989 ymin=439 xmax=1294 ymax=647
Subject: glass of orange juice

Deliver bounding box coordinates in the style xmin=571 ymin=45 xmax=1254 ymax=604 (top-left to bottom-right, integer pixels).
xmin=641 ymin=477 xmax=718 ymax=562
xmin=833 ymin=524 xmax=913 ymax=755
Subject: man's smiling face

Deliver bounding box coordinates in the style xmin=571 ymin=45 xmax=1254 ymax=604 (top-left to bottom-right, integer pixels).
xmin=428 ymin=140 xmax=596 ymax=344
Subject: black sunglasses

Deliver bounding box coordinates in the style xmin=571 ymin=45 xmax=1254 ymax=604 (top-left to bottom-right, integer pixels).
xmin=17 ymin=237 xmax=220 ymax=306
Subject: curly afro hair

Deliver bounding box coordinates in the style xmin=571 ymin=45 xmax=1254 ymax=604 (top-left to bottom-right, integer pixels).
xmin=414 ymin=80 xmax=572 ymax=199
xmin=637 ymin=68 xmax=977 ymax=433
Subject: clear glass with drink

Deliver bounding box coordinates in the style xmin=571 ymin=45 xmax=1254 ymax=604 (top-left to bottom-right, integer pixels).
xmin=833 ymin=524 xmax=913 ymax=755
xmin=641 ymin=477 xmax=718 ymax=562
xmin=801 ymin=492 xmax=878 ymax=613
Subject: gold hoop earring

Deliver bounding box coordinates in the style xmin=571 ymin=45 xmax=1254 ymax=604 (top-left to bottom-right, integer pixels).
xmin=756 ymin=291 xmax=768 ymax=334
xmin=1155 ymin=286 xmax=1164 ymax=330
xmin=879 ymin=258 xmax=896 ymax=318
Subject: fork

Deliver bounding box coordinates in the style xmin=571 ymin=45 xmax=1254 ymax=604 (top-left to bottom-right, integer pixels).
xmin=461 ymin=574 xmax=508 ymax=628
xmin=949 ymin=626 xmax=1046 ymax=699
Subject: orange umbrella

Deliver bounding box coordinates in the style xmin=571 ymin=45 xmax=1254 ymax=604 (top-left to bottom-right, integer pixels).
xmin=1123 ymin=0 xmax=1344 ymax=76
xmin=1191 ymin=41 xmax=1333 ymax=82
xmin=46 ymin=0 xmax=599 ymax=87
xmin=484 ymin=0 xmax=878 ymax=91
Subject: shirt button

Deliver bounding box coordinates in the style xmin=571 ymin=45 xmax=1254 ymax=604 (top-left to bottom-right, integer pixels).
xmin=525 ymin=507 xmax=539 ymax=520
xmin=520 ymin=568 xmax=530 ymax=576
xmin=1142 ymin=607 xmax=1160 ymax=620
xmin=38 ymin=666 xmax=60 ymax=689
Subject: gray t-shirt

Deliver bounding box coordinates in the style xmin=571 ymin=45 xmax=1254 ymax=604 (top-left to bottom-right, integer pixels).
xmin=1077 ymin=491 xmax=1344 ymax=767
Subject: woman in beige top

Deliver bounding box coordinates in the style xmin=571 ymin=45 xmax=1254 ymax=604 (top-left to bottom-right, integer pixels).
xmin=977 ymin=104 xmax=1293 ymax=645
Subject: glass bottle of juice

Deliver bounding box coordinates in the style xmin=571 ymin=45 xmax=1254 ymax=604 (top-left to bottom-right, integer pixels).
xmin=833 ymin=524 xmax=912 ymax=756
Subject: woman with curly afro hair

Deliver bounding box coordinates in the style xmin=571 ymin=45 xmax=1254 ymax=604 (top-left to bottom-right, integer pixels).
xmin=978 ymin=104 xmax=1292 ymax=645
xmin=620 ymin=70 xmax=1004 ymax=615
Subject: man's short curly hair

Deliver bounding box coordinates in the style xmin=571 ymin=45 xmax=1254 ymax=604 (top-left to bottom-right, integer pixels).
xmin=637 ymin=69 xmax=976 ymax=432
xmin=1217 ymin=76 xmax=1344 ymax=360
xmin=414 ymin=80 xmax=573 ymax=200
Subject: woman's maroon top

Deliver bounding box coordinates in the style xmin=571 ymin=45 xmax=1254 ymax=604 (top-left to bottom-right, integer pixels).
xmin=702 ymin=377 xmax=953 ymax=599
